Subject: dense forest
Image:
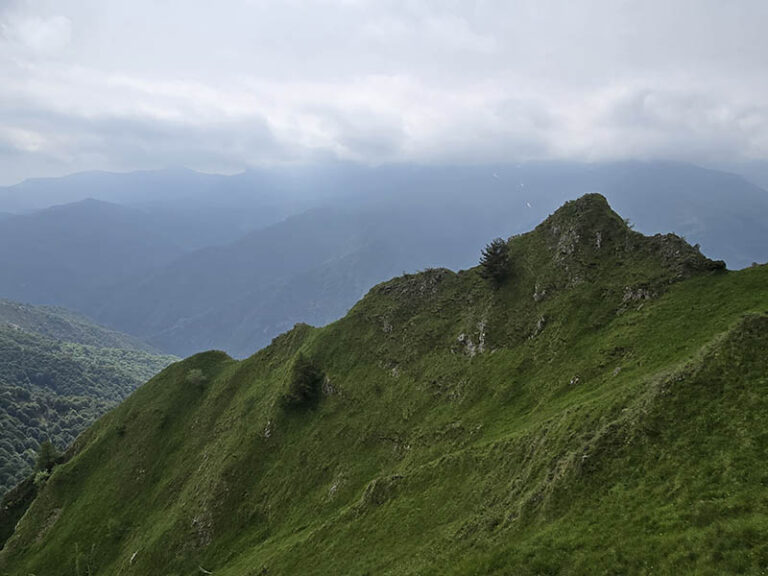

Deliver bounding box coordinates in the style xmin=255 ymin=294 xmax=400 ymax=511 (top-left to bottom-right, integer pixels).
xmin=0 ymin=305 xmax=176 ymax=495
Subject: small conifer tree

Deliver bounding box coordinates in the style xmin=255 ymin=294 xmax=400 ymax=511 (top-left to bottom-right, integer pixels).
xmin=35 ymin=440 xmax=59 ymax=472
xmin=479 ymin=238 xmax=510 ymax=284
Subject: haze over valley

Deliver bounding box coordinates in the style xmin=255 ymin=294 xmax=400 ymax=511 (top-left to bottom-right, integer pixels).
xmin=0 ymin=161 xmax=766 ymax=358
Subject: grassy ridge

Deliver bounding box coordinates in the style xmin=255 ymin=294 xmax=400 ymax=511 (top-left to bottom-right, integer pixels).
xmin=2 ymin=195 xmax=766 ymax=575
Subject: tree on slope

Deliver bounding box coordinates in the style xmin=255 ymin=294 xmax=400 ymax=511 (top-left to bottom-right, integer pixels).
xmin=282 ymin=353 xmax=324 ymax=409
xmin=479 ymin=238 xmax=510 ymax=284
xmin=34 ymin=440 xmax=58 ymax=473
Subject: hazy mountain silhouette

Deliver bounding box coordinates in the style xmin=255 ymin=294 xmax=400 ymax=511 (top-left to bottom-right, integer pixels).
xmin=1 ymin=161 xmax=766 ymax=356
xmin=0 ymin=199 xmax=183 ymax=311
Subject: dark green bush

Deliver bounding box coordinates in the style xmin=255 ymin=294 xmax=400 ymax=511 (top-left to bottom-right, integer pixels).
xmin=282 ymin=353 xmax=323 ymax=409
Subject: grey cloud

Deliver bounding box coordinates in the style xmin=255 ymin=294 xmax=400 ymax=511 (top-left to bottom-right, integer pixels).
xmin=0 ymin=1 xmax=767 ymax=184
xmin=595 ymin=88 xmax=768 ymax=162
xmin=0 ymin=102 xmax=284 ymax=180
xmin=1 ymin=13 xmax=71 ymax=53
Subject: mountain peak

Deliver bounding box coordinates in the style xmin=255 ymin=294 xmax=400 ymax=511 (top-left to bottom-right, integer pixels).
xmin=529 ymin=193 xmax=725 ymax=287
xmin=548 ymin=191 xmax=613 ymax=217
xmin=537 ymin=193 xmax=627 ymax=246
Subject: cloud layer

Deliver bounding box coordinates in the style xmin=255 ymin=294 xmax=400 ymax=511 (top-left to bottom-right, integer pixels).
xmin=1 ymin=0 xmax=767 ymax=184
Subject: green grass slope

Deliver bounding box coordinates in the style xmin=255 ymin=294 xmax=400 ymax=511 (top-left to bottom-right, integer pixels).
xmin=0 ymin=305 xmax=177 ymax=496
xmin=2 ymin=194 xmax=767 ymax=575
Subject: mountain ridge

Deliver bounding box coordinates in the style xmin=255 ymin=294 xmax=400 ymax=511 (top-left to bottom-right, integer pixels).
xmin=2 ymin=194 xmax=765 ymax=575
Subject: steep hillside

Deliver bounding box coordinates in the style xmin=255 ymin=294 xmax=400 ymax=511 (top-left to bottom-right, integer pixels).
xmin=0 ymin=302 xmax=177 ymax=496
xmin=2 ymin=195 xmax=766 ymax=575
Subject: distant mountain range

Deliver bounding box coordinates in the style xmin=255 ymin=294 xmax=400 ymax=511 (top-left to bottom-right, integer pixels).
xmin=0 ymin=167 xmax=351 ymax=249
xmin=0 ymin=199 xmax=183 ymax=312
xmin=0 ymin=161 xmax=766 ymax=357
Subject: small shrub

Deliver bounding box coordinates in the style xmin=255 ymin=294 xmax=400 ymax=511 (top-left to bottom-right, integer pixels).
xmin=33 ymin=469 xmax=50 ymax=487
xmin=282 ymin=353 xmax=323 ymax=409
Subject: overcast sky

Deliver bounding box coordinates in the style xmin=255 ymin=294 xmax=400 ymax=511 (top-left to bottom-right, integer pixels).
xmin=1 ymin=0 xmax=767 ymax=185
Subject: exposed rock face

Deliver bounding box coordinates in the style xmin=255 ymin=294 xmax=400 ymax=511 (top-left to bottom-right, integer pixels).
xmin=532 ymin=194 xmax=725 ymax=297
xmin=623 ymin=285 xmax=655 ymax=303
xmin=322 ymin=375 xmax=336 ymax=396
xmin=644 ymin=233 xmax=726 ymax=278
xmin=456 ymin=321 xmax=487 ymax=357
xmin=531 ymin=315 xmax=546 ymax=338
xmin=191 ymin=509 xmax=213 ymax=548
xmin=374 ymin=268 xmax=454 ymax=299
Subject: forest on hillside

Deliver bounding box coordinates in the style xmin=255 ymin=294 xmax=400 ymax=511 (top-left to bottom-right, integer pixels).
xmin=0 ymin=321 xmax=175 ymax=494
